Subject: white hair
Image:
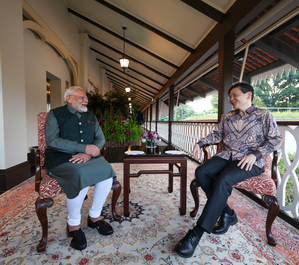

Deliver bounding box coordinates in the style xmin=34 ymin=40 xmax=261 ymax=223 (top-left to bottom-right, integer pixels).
xmin=64 ymin=86 xmax=84 ymax=102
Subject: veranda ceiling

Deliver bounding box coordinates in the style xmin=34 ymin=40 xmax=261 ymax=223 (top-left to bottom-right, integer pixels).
xmin=64 ymin=0 xmax=299 ymax=110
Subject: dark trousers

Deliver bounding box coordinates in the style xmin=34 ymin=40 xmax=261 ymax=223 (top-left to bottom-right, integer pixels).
xmin=195 ymin=155 xmax=262 ymax=233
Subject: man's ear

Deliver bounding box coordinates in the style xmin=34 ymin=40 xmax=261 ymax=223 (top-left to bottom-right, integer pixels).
xmin=247 ymin=91 xmax=252 ymax=100
xmin=66 ymin=95 xmax=72 ymax=104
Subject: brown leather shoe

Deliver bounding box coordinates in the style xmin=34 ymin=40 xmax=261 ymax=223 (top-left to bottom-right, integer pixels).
xmin=87 ymin=216 xmax=113 ymax=235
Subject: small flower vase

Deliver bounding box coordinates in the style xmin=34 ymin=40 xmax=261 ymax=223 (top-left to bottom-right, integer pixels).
xmin=147 ymin=140 xmax=156 ymax=148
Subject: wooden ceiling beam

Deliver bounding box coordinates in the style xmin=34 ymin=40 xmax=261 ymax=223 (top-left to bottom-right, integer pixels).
xmin=106 ymin=73 xmax=154 ymax=98
xmin=246 ymin=59 xmax=286 ymax=77
xmin=145 ymin=0 xmax=269 ymax=110
xmin=95 ymin=0 xmax=194 ymax=53
xmin=112 ymin=83 xmax=150 ymax=103
xmin=97 ymin=59 xmax=160 ymax=91
xmin=90 ymin=48 xmax=164 ymax=86
xmin=184 ymin=86 xmax=206 ymax=98
xmin=109 ymin=80 xmax=150 ymax=101
xmin=257 ymin=35 xmax=299 ymax=68
xmin=181 ymin=0 xmax=225 ymax=23
xmin=179 ymin=92 xmax=194 ymax=102
xmin=68 ymin=8 xmax=179 ymax=69
xmin=198 ymin=77 xmax=218 ymax=90
xmin=112 ymin=84 xmax=148 ymax=103
xmin=269 ymin=14 xmax=299 ymax=39
xmin=89 ymin=35 xmax=170 ymax=79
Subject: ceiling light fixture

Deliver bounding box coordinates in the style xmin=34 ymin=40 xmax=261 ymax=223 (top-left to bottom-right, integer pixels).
xmin=119 ymin=26 xmax=129 ymax=70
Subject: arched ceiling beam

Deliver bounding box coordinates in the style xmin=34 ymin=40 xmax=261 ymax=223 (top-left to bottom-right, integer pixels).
xmin=95 ymin=0 xmax=194 ymax=53
xmin=180 ymin=0 xmax=225 ymax=23
xmin=90 ymin=48 xmax=164 ymax=86
xmin=89 ymin=35 xmax=169 ymax=79
xmin=68 ymin=8 xmax=179 ymax=69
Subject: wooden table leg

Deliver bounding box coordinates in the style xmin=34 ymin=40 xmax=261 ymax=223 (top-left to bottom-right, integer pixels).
xmin=180 ymin=159 xmax=187 ymax=215
xmin=124 ymin=160 xmax=130 ymax=217
xmin=168 ymin=163 xmax=173 ymax=193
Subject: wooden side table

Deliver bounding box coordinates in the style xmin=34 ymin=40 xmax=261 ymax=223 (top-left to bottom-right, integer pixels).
xmin=123 ymin=145 xmax=187 ymax=217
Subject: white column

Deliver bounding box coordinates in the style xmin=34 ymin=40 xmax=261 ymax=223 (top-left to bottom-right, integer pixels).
xmin=79 ymin=33 xmax=90 ymax=90
xmin=0 ymin=0 xmax=27 ymax=169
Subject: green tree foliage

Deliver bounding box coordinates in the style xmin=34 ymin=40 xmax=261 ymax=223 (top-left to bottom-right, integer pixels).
xmin=210 ymin=93 xmax=218 ymax=110
xmin=174 ymin=105 xmax=196 ymax=121
xmin=253 ymin=69 xmax=299 ymax=108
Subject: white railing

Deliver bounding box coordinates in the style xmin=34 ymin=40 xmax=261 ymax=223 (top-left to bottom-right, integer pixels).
xmin=151 ymin=121 xmax=299 ymax=220
xmin=157 ymin=122 xmax=168 ymax=142
xmin=277 ymin=125 xmax=299 ymax=219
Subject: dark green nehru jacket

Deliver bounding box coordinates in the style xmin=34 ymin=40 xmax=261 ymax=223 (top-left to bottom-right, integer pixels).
xmin=45 ymin=105 xmax=97 ymax=170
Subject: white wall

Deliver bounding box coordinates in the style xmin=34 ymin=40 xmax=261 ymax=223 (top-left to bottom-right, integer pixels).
xmin=24 ymin=29 xmax=71 ymax=149
xmin=25 ymin=0 xmax=80 ymax=60
xmin=0 ymin=0 xmax=27 ymax=169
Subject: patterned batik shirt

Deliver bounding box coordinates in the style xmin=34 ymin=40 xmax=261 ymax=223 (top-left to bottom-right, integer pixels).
xmin=197 ymin=105 xmax=283 ymax=169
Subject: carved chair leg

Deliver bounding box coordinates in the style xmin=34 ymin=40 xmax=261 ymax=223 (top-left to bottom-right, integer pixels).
xmin=190 ymin=179 xmax=200 ymax=217
xmin=35 ymin=197 xmax=54 ymax=252
xmin=262 ymin=195 xmax=280 ymax=246
xmin=111 ymin=180 xmax=122 ymax=221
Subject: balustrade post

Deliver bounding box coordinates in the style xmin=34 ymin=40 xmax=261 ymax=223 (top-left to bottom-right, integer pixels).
xmin=155 ymin=98 xmax=159 ymax=132
xmin=168 ymin=84 xmax=174 ymax=147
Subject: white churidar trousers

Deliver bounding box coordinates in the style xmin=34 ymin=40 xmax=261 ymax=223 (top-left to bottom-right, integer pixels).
xmin=66 ymin=177 xmax=113 ymax=226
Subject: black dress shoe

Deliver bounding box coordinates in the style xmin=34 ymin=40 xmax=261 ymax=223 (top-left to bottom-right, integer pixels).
xmin=175 ymin=230 xmax=200 ymax=258
xmin=87 ymin=216 xmax=113 ymax=235
xmin=66 ymin=225 xmax=87 ymax=250
xmin=212 ymin=210 xmax=238 ymax=235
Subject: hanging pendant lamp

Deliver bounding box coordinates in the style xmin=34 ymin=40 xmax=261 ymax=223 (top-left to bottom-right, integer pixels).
xmin=119 ymin=26 xmax=129 ymax=70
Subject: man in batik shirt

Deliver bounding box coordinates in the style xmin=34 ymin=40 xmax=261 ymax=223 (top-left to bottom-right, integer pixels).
xmin=175 ymin=82 xmax=282 ymax=258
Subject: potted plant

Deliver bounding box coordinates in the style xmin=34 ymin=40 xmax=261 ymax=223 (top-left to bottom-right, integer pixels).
xmin=87 ymin=90 xmax=143 ymax=147
xmin=141 ymin=131 xmax=161 ymax=147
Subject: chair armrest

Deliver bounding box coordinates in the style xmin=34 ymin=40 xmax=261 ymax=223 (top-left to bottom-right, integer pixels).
xmin=35 ymin=149 xmax=42 ymax=193
xmin=202 ymin=143 xmax=218 ymax=162
xmin=272 ymin=150 xmax=278 ymax=188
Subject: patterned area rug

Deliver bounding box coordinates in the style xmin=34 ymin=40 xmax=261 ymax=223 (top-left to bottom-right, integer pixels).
xmin=0 ymin=161 xmax=298 ymax=265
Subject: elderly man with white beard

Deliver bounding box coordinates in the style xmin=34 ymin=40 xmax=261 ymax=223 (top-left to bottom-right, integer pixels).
xmin=45 ymin=86 xmax=115 ymax=250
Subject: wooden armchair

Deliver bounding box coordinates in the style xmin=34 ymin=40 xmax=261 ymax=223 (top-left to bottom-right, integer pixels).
xmin=190 ymin=143 xmax=280 ymax=246
xmin=35 ymin=112 xmax=122 ymax=253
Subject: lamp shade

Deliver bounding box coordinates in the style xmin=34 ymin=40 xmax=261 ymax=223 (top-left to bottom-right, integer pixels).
xmin=119 ymin=55 xmax=130 ymax=68
xmin=125 ymin=86 xmax=131 ymax=93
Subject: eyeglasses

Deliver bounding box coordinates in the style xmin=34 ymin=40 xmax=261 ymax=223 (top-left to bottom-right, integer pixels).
xmin=228 ymin=93 xmax=242 ymax=100
xmin=69 ymin=94 xmax=88 ymax=100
